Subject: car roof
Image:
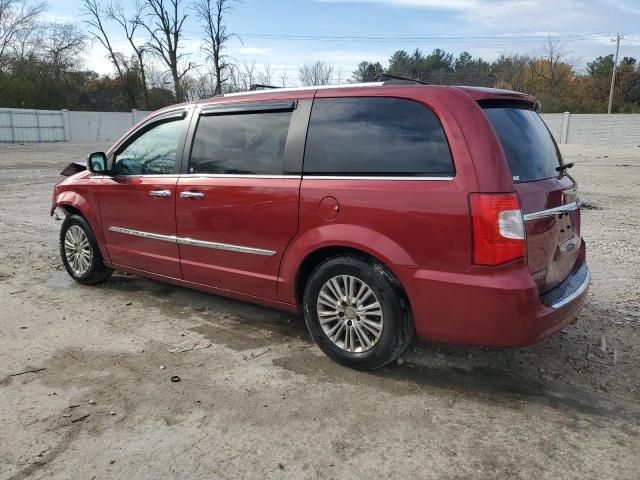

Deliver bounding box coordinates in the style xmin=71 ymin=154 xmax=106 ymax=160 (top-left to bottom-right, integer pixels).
xmin=194 ymin=82 xmax=539 ymax=108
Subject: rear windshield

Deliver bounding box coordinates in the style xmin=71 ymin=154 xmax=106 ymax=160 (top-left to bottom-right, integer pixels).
xmin=483 ymin=106 xmax=562 ymax=183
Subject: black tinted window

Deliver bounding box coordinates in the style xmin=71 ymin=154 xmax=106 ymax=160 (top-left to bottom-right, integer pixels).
xmin=190 ymin=111 xmax=292 ymax=175
xmin=483 ymin=107 xmax=562 ymax=183
xmin=304 ymin=97 xmax=453 ymax=176
xmin=114 ymin=118 xmax=184 ymax=175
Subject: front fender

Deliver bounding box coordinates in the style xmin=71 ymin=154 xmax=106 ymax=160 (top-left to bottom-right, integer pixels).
xmin=277 ymin=224 xmax=415 ymax=304
xmin=52 ymin=191 xmax=110 ymax=263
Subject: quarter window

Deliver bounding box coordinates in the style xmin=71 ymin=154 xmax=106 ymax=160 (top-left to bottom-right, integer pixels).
xmin=189 ymin=111 xmax=292 ymax=175
xmin=303 ymin=97 xmax=454 ymax=176
xmin=113 ymin=117 xmax=185 ymax=175
xmin=482 ymin=106 xmax=562 ymax=183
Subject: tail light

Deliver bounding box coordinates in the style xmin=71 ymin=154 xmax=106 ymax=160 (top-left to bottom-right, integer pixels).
xmin=470 ymin=193 xmax=525 ymax=265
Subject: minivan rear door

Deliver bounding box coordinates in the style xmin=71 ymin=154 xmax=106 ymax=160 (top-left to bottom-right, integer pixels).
xmin=482 ymin=104 xmax=581 ymax=293
xmin=174 ymin=99 xmax=311 ymax=301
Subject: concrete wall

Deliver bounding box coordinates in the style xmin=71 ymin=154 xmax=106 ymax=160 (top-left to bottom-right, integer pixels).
xmin=67 ymin=110 xmax=150 ymax=143
xmin=0 ymin=108 xmax=66 ymax=142
xmin=2 ymin=107 xmax=640 ymax=146
xmin=540 ymin=112 xmax=640 ymax=145
xmin=0 ymin=108 xmax=151 ymax=144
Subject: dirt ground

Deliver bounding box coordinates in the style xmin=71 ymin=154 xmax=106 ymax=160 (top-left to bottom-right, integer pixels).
xmin=0 ymin=142 xmax=639 ymax=480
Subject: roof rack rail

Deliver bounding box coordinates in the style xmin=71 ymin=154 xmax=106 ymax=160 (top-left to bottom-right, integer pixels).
xmin=249 ymin=83 xmax=281 ymax=91
xmin=374 ymin=73 xmax=430 ymax=85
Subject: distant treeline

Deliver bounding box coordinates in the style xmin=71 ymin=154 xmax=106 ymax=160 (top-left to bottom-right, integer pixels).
xmin=353 ymin=44 xmax=640 ymax=113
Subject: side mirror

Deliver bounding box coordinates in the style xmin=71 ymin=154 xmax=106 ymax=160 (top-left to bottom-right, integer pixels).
xmin=87 ymin=152 xmax=109 ymax=175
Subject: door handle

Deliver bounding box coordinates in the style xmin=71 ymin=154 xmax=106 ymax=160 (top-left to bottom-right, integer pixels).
xmin=149 ymin=189 xmax=172 ymax=198
xmin=180 ymin=191 xmax=205 ymax=199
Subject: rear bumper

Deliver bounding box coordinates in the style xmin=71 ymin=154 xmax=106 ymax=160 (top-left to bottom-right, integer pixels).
xmin=399 ymin=259 xmax=590 ymax=347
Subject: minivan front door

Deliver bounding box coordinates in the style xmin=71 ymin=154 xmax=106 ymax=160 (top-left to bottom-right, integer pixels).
xmin=175 ymin=100 xmax=309 ymax=300
xmin=99 ymin=111 xmax=189 ymax=278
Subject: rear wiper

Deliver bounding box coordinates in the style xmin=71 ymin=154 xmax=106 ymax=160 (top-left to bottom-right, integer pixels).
xmin=556 ymin=162 xmax=574 ymax=173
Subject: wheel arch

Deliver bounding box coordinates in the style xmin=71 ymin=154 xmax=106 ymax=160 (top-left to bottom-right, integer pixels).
xmin=54 ymin=191 xmax=110 ymax=263
xmin=279 ymin=224 xmax=416 ymax=304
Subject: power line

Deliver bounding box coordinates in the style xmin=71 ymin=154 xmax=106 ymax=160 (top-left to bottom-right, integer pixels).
xmin=184 ymin=31 xmax=639 ymax=44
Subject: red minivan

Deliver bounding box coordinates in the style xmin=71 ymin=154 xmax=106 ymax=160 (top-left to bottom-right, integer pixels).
xmin=51 ymin=81 xmax=590 ymax=369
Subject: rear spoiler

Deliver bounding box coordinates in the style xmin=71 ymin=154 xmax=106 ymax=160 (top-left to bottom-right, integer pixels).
xmin=477 ymin=98 xmax=541 ymax=112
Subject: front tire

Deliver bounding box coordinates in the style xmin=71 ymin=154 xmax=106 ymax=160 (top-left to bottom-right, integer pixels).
xmin=59 ymin=214 xmax=113 ymax=285
xmin=303 ymin=255 xmax=413 ymax=370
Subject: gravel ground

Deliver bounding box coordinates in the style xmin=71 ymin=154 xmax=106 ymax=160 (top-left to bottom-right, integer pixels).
xmin=0 ymin=142 xmax=639 ymax=479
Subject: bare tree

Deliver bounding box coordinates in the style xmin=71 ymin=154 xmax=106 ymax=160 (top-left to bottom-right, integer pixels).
xmin=142 ymin=0 xmax=194 ymax=102
xmin=81 ymin=0 xmax=125 ymax=77
xmin=0 ymin=0 xmax=45 ymax=69
xmin=193 ymin=0 xmax=239 ymax=95
xmin=256 ymin=63 xmax=272 ymax=85
xmin=7 ymin=13 xmax=40 ymax=61
xmin=242 ymin=59 xmax=255 ymax=89
xmin=299 ymin=60 xmax=334 ymax=86
xmin=279 ymin=69 xmax=288 ymax=87
xmin=106 ymin=1 xmax=150 ymax=108
xmin=534 ymin=37 xmax=573 ymax=103
xmin=45 ymin=23 xmax=87 ymax=78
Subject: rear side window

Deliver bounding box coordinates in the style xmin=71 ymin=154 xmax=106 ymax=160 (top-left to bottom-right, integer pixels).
xmin=189 ymin=111 xmax=292 ymax=175
xmin=304 ymin=97 xmax=454 ymax=176
xmin=483 ymin=106 xmax=562 ymax=183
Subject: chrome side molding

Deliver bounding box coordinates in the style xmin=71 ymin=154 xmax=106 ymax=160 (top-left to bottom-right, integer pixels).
xmin=176 ymin=237 xmax=276 ymax=256
xmin=302 ymin=175 xmax=454 ymax=181
xmin=523 ymin=200 xmax=581 ymax=222
xmin=108 ymin=226 xmax=176 ymax=243
xmin=107 ymin=226 xmax=276 ymax=256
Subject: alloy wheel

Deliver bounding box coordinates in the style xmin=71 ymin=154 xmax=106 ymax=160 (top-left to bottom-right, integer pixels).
xmin=64 ymin=225 xmax=92 ymax=277
xmin=316 ymin=275 xmax=384 ymax=353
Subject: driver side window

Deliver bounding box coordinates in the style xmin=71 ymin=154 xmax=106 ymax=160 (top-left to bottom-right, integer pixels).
xmin=113 ymin=118 xmax=185 ymax=176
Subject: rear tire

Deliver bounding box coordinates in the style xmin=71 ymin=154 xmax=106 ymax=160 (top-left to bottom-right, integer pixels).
xmin=303 ymin=255 xmax=413 ymax=370
xmin=59 ymin=214 xmax=113 ymax=285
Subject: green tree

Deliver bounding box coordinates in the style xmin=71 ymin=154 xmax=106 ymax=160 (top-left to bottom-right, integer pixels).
xmin=351 ymin=61 xmax=384 ymax=82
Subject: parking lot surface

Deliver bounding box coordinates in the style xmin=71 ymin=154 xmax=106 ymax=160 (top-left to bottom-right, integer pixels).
xmin=1 ymin=143 xmax=639 ymax=479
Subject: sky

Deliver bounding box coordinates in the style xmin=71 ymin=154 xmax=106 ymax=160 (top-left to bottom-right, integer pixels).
xmin=46 ymin=0 xmax=640 ymax=85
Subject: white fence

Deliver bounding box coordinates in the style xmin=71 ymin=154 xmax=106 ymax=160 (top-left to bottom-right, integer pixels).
xmin=540 ymin=112 xmax=640 ymax=146
xmin=1 ymin=107 xmax=639 ymax=146
xmin=0 ymin=108 xmax=150 ymax=143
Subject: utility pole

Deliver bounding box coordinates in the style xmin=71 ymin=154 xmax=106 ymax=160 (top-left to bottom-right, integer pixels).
xmin=608 ymin=33 xmax=624 ymax=114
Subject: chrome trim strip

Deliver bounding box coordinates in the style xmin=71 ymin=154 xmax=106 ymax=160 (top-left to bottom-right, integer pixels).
xmin=96 ymin=174 xmax=301 ymax=179
xmin=108 ymin=226 xmax=276 ymax=256
xmin=184 ymin=174 xmax=301 ymax=179
xmin=176 ymin=237 xmax=276 ymax=256
xmin=95 ymin=175 xmax=182 ymax=179
xmin=523 ymin=200 xmax=581 ymax=221
xmin=108 ymin=226 xmax=176 ymax=243
xmin=302 ymin=175 xmax=454 ymax=181
xmin=551 ymin=267 xmax=591 ymax=309
xmin=98 ymin=174 xmax=453 ymax=181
